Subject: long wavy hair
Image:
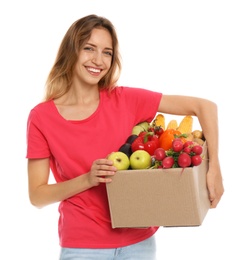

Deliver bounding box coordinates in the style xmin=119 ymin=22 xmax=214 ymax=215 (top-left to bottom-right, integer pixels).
xmin=44 ymin=14 xmax=122 ymax=101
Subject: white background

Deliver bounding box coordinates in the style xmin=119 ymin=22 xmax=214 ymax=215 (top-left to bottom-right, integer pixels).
xmin=1 ymin=0 xmax=241 ymax=259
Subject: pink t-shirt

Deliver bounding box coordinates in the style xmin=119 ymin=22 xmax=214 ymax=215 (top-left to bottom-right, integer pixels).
xmin=26 ymin=86 xmax=162 ymax=248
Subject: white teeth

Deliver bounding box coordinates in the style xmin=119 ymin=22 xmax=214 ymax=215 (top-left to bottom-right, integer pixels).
xmin=87 ymin=67 xmax=101 ymax=73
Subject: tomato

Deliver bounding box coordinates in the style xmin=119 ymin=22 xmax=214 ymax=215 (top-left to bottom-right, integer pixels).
xmin=159 ymin=129 xmax=182 ymax=151
xmin=154 ymin=126 xmax=164 ymax=137
xmin=131 ymin=132 xmax=160 ymax=155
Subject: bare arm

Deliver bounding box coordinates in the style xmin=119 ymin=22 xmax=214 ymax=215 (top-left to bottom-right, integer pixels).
xmin=28 ymin=158 xmax=116 ymax=208
xmin=158 ymin=95 xmax=224 ymax=208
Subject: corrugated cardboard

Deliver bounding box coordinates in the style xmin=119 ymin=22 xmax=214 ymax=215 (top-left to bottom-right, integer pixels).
xmin=106 ymin=143 xmax=210 ymax=228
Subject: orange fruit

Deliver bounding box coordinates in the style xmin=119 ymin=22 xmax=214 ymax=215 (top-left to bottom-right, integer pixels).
xmin=159 ymin=129 xmax=182 ymax=151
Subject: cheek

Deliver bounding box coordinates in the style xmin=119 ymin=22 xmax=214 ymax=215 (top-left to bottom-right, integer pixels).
xmin=104 ymin=57 xmax=112 ymax=70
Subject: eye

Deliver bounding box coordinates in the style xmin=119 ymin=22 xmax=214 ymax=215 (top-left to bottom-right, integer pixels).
xmin=83 ymin=46 xmax=94 ymax=51
xmin=104 ymin=51 xmax=113 ymax=57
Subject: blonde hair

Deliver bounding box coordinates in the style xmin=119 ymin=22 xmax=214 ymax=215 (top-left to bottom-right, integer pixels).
xmin=44 ymin=14 xmax=122 ymax=101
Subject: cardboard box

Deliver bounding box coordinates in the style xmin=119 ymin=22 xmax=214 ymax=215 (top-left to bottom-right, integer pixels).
xmin=106 ymin=143 xmax=210 ymax=228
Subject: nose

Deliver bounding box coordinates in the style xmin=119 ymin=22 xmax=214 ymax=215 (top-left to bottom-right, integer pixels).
xmin=92 ymin=51 xmax=103 ymax=65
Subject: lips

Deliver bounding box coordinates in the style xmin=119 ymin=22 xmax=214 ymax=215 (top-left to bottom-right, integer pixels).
xmin=86 ymin=66 xmax=102 ymax=75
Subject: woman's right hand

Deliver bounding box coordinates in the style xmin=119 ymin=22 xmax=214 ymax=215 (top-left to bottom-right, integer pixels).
xmin=87 ymin=159 xmax=117 ymax=187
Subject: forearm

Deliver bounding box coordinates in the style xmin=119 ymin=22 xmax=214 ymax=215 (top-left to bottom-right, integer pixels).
xmin=28 ymin=157 xmax=116 ymax=208
xmin=196 ymin=100 xmax=220 ymax=165
xmin=29 ymin=173 xmax=92 ymax=208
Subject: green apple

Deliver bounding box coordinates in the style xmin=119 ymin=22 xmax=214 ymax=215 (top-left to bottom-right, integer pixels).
xmin=132 ymin=121 xmax=150 ymax=135
xmin=130 ymin=150 xmax=151 ymax=169
xmin=132 ymin=125 xmax=145 ymax=135
xmin=137 ymin=121 xmax=150 ymax=131
xmin=108 ymin=151 xmax=130 ymax=170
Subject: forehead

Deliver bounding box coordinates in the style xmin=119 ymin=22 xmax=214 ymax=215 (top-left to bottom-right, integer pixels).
xmin=88 ymin=28 xmax=113 ymax=47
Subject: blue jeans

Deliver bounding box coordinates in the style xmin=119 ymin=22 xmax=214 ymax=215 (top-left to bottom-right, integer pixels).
xmin=59 ymin=235 xmax=156 ymax=260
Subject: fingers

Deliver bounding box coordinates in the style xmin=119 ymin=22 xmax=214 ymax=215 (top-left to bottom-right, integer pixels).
xmin=94 ymin=159 xmax=116 ymax=174
xmin=209 ymin=196 xmax=219 ymax=208
xmin=206 ymin=167 xmax=224 ymax=208
xmin=208 ymin=186 xmax=224 ymax=208
xmin=89 ymin=159 xmax=117 ymax=185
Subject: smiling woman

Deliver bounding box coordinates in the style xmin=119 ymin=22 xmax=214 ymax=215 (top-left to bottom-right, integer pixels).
xmin=25 ymin=13 xmax=223 ymax=260
xmin=73 ymin=28 xmax=113 ymax=86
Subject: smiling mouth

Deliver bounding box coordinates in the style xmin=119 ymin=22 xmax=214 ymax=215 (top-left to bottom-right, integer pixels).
xmin=86 ymin=67 xmax=102 ymax=74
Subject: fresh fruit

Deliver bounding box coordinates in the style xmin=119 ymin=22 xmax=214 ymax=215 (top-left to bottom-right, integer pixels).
xmin=159 ymin=129 xmax=182 ymax=151
xmin=137 ymin=121 xmax=150 ymax=131
xmin=153 ymin=126 xmax=164 ymax=137
xmin=131 ymin=132 xmax=160 ymax=155
xmin=130 ymin=150 xmax=152 ymax=169
xmin=110 ymin=114 xmax=205 ymax=171
xmin=131 ymin=122 xmax=150 ymax=135
xmin=107 ymin=151 xmax=130 ymax=170
xmin=132 ymin=125 xmax=145 ymax=135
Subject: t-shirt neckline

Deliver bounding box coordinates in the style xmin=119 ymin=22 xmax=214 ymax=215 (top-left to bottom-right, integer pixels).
xmin=50 ymin=91 xmax=103 ymax=124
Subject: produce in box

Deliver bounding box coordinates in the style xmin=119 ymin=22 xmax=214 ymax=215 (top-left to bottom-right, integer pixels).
xmin=108 ymin=114 xmax=206 ymax=170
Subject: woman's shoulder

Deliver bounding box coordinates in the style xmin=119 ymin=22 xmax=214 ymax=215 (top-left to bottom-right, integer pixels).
xmin=28 ymin=100 xmax=55 ymax=120
xmin=31 ymin=100 xmax=54 ymax=112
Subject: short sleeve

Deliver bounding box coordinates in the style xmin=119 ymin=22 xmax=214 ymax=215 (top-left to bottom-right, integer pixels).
xmin=26 ymin=109 xmax=51 ymax=159
xmin=117 ymin=86 xmax=162 ymax=124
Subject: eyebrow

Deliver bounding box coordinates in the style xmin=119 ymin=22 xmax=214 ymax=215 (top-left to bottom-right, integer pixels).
xmin=85 ymin=42 xmax=113 ymax=51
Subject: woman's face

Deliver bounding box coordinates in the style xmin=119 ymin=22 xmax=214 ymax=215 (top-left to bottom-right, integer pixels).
xmin=73 ymin=28 xmax=113 ymax=87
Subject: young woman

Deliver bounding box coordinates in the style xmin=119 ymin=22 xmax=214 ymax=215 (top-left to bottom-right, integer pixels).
xmin=26 ymin=14 xmax=224 ymax=260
